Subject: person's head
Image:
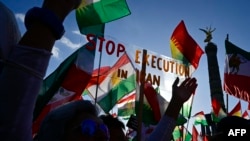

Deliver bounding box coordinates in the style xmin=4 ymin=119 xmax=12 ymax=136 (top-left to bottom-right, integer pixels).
xmin=100 ymin=114 xmax=128 ymax=141
xmin=37 ymin=100 xmax=110 ymax=141
xmin=0 ymin=1 xmax=21 ymax=59
xmin=210 ymin=116 xmax=250 ymax=141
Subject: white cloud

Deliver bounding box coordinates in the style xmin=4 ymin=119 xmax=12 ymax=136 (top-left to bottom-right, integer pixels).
xmin=52 ymin=46 xmax=60 ymax=59
xmin=72 ymin=30 xmax=88 ymax=42
xmin=72 ymin=30 xmax=83 ymax=36
xmin=15 ymin=13 xmax=25 ymax=23
xmin=60 ymin=36 xmax=81 ymax=49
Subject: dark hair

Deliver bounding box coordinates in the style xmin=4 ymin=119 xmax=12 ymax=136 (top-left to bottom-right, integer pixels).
xmin=217 ymin=116 xmax=250 ymax=131
xmin=216 ymin=116 xmax=250 ymax=140
xmin=99 ymin=114 xmax=125 ymax=130
xmin=37 ymin=100 xmax=98 ymax=141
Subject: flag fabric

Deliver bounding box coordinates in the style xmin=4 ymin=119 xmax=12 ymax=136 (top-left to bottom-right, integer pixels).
xmin=86 ymin=52 xmax=137 ymax=113
xmin=144 ymin=82 xmax=162 ymax=122
xmin=228 ymin=101 xmax=242 ymax=117
xmin=137 ymin=83 xmax=171 ymax=125
xmin=76 ymin=0 xmax=131 ymax=34
xmin=181 ymin=94 xmax=194 ymax=118
xmin=192 ymin=125 xmax=199 ymax=141
xmin=211 ymin=98 xmax=227 ymax=117
xmin=211 ymin=98 xmax=227 ymax=122
xmin=154 ymin=86 xmax=169 ymax=117
xmin=203 ymin=135 xmax=209 ymax=141
xmin=32 ymin=41 xmax=96 ymax=134
xmin=192 ymin=125 xmax=202 ymax=141
xmin=117 ymin=90 xmax=136 ymax=118
xmin=224 ymin=39 xmax=250 ymax=102
xmin=193 ymin=111 xmax=208 ymax=126
xmin=176 ymin=114 xmax=187 ymax=126
xmin=170 ymin=20 xmax=204 ymax=69
xmin=172 ymin=126 xmax=182 ymax=141
xmin=242 ymin=110 xmax=249 ymax=119
xmin=184 ymin=129 xmax=192 ymax=141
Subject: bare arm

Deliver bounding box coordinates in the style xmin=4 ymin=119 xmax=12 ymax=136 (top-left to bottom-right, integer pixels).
xmin=165 ymin=77 xmax=197 ymax=119
xmin=147 ymin=77 xmax=197 ymax=141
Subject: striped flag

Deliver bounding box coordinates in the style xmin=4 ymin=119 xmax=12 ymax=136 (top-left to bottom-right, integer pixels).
xmin=172 ymin=126 xmax=182 ymax=141
xmin=224 ymin=39 xmax=250 ymax=102
xmin=193 ymin=111 xmax=208 ymax=126
xmin=184 ymin=128 xmax=192 ymax=141
xmin=211 ymin=98 xmax=227 ymax=122
xmin=192 ymin=125 xmax=202 ymax=141
xmin=76 ymin=0 xmax=131 ymax=34
xmin=32 ymin=40 xmax=96 ymax=134
xmin=181 ymin=94 xmax=194 ymax=118
xmin=228 ymin=101 xmax=242 ymax=117
xmin=170 ymin=20 xmax=204 ymax=70
xmin=144 ymin=82 xmax=162 ymax=122
xmin=86 ymin=52 xmax=137 ymax=113
xmin=242 ymin=110 xmax=249 ymax=119
xmin=117 ymin=91 xmax=136 ymax=119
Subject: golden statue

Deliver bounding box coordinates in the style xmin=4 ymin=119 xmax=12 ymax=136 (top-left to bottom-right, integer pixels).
xmin=199 ymin=26 xmax=216 ymax=43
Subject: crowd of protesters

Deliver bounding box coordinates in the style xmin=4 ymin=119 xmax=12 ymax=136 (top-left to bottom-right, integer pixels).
xmin=0 ymin=0 xmax=249 ymax=141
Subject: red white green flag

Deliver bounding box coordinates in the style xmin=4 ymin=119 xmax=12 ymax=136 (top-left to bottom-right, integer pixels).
xmin=211 ymin=98 xmax=227 ymax=122
xmin=86 ymin=52 xmax=137 ymax=113
xmin=193 ymin=111 xmax=208 ymax=126
xmin=224 ymin=39 xmax=250 ymax=102
xmin=242 ymin=110 xmax=249 ymax=119
xmin=32 ymin=40 xmax=96 ymax=134
xmin=116 ymin=90 xmax=136 ymax=119
xmin=192 ymin=125 xmax=203 ymax=141
xmin=172 ymin=126 xmax=182 ymax=141
xmin=228 ymin=101 xmax=242 ymax=117
xmin=170 ymin=20 xmax=204 ymax=70
xmin=181 ymin=94 xmax=194 ymax=118
xmin=76 ymin=0 xmax=131 ymax=34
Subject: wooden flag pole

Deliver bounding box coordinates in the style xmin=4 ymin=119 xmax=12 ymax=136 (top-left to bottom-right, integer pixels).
xmin=137 ymin=49 xmax=147 ymax=141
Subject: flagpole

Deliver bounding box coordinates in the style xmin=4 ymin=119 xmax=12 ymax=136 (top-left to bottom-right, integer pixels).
xmin=94 ymin=43 xmax=103 ymax=105
xmin=226 ymin=93 xmax=229 ymax=113
xmin=184 ymin=95 xmax=194 ymax=139
xmin=137 ymin=49 xmax=147 ymax=141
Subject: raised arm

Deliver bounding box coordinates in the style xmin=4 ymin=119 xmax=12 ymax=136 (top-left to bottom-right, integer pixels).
xmin=0 ymin=1 xmax=82 ymax=141
xmin=147 ymin=77 xmax=197 ymax=141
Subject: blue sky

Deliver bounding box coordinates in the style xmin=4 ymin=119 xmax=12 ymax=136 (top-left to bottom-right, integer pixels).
xmin=2 ymin=0 xmax=250 ymax=132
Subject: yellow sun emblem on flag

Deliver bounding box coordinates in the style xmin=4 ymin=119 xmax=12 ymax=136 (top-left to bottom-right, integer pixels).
xmin=110 ymin=70 xmax=121 ymax=87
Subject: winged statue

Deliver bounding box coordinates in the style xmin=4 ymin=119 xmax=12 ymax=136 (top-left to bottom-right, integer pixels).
xmin=199 ymin=26 xmax=216 ymax=43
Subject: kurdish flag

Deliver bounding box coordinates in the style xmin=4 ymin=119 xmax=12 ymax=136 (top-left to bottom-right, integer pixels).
xmin=211 ymin=98 xmax=227 ymax=122
xmin=224 ymin=39 xmax=250 ymax=102
xmin=172 ymin=126 xmax=182 ymax=141
xmin=86 ymin=52 xmax=137 ymax=113
xmin=228 ymin=101 xmax=242 ymax=117
xmin=193 ymin=111 xmax=208 ymax=126
xmin=144 ymin=82 xmax=162 ymax=122
xmin=242 ymin=110 xmax=249 ymax=119
xmin=117 ymin=91 xmax=136 ymax=118
xmin=32 ymin=40 xmax=96 ymax=134
xmin=181 ymin=94 xmax=194 ymax=118
xmin=192 ymin=125 xmax=201 ymax=141
xmin=170 ymin=20 xmax=204 ymax=70
xmin=76 ymin=0 xmax=131 ymax=34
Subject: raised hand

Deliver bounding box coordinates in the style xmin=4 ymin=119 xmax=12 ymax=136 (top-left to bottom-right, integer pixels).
xmin=172 ymin=77 xmax=197 ymax=104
